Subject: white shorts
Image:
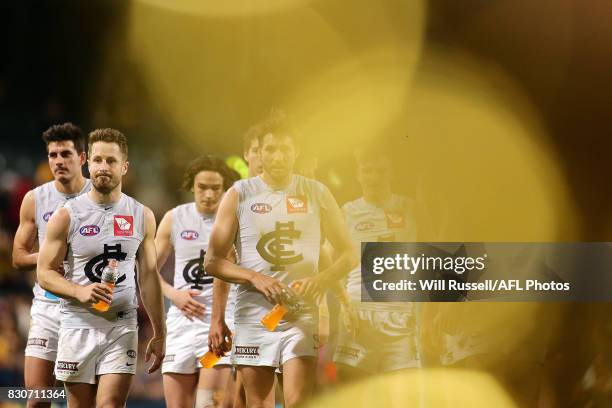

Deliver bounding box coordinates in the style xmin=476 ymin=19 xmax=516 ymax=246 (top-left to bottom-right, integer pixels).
xmin=25 ymin=300 xmax=61 ymax=362
xmin=55 ymin=325 xmax=138 ymax=384
xmin=162 ymin=313 xmax=232 ymax=374
xmin=333 ymin=305 xmax=419 ymax=373
xmin=231 ymin=320 xmax=318 ymax=368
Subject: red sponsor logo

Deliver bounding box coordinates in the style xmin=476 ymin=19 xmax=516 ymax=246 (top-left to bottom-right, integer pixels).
xmin=286 ymin=196 xmax=308 ymax=213
xmin=385 ymin=212 xmax=405 ymax=228
xmin=114 ymin=215 xmax=133 ymax=236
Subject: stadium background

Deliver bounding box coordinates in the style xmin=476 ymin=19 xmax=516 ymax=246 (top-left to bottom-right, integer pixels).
xmin=1 ymin=0 xmax=612 ymax=406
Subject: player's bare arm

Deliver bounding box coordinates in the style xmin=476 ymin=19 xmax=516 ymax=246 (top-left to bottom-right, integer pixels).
xmin=208 ymin=277 xmax=233 ymax=357
xmin=208 ymin=248 xmax=237 ymax=356
xmin=155 ymin=210 xmax=205 ymax=321
xmin=138 ymin=206 xmax=167 ymax=373
xmin=12 ymin=190 xmax=39 ymax=269
xmin=37 ymin=207 xmax=113 ymax=304
xmin=205 ymin=187 xmax=287 ymax=304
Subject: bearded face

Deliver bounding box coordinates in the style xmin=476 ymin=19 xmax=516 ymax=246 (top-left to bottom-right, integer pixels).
xmin=92 ymin=169 xmax=121 ymax=194
xmin=88 ymin=142 xmax=128 ymax=195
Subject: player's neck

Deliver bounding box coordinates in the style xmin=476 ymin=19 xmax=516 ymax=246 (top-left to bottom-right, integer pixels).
xmin=261 ymin=172 xmax=293 ymax=190
xmin=195 ymin=203 xmax=216 ymax=216
xmin=54 ymin=175 xmax=86 ymax=195
xmin=363 ymin=190 xmax=392 ymax=207
xmin=88 ymin=186 xmax=122 ymax=205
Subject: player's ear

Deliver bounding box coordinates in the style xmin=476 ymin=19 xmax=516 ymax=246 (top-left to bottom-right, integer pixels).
xmin=79 ymin=151 xmax=86 ymax=166
xmin=122 ymin=160 xmax=129 ymax=175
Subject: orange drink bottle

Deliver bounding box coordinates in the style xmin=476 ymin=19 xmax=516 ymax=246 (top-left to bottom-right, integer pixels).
xmin=261 ymin=304 xmax=289 ymax=331
xmin=93 ymin=259 xmax=119 ymax=312
xmin=260 ymin=282 xmax=302 ymax=331
xmin=199 ymin=349 xmax=222 ymax=368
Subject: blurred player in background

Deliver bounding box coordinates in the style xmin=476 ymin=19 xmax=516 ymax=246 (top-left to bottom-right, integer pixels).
xmin=12 ymin=123 xmax=91 ymax=408
xmin=36 ymin=129 xmax=165 ymax=407
xmin=205 ymin=109 xmax=356 ymax=408
xmin=155 ymin=155 xmax=238 ymax=408
xmin=333 ymin=144 xmax=431 ymax=382
xmin=242 ymin=121 xmax=263 ymax=178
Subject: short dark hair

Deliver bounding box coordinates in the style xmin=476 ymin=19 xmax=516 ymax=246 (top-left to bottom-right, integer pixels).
xmin=245 ymin=108 xmax=299 ymax=150
xmin=42 ymin=122 xmax=86 ymax=154
xmin=88 ymin=128 xmax=128 ymax=159
xmin=181 ymin=155 xmax=236 ymax=191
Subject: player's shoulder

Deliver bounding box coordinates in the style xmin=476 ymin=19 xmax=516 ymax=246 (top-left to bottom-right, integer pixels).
xmin=21 ymin=189 xmax=36 ymax=206
xmin=173 ymin=202 xmax=194 ymax=214
xmin=63 ymin=191 xmax=88 ymax=211
xmin=293 ymin=174 xmax=329 ymax=196
xmin=32 ymin=180 xmax=54 ymax=193
xmin=232 ymin=176 xmax=263 ymax=201
xmin=48 ymin=206 xmax=71 ymax=226
xmin=30 ymin=180 xmax=55 ymax=201
xmin=232 ymin=176 xmax=257 ymax=190
xmin=120 ymin=192 xmax=146 ymax=210
xmin=342 ymin=197 xmax=364 ymax=214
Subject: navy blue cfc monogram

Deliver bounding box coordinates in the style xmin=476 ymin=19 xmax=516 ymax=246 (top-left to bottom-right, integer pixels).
xmin=84 ymin=244 xmax=128 ymax=284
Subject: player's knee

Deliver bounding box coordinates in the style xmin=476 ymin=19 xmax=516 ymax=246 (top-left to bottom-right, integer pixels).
xmin=164 ymin=395 xmax=194 ymax=408
xmin=97 ymin=396 xmax=127 ymax=408
xmin=284 ymin=390 xmax=309 ymax=408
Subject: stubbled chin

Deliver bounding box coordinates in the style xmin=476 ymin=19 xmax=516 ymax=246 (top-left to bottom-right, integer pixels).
xmin=94 ymin=182 xmax=113 ymax=194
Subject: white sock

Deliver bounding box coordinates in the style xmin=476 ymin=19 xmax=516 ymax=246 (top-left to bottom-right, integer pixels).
xmin=195 ymin=388 xmax=215 ymax=408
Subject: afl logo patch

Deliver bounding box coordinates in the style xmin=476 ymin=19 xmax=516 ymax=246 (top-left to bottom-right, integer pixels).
xmin=43 ymin=211 xmax=53 ymax=222
xmin=181 ymin=230 xmax=199 ymax=240
xmin=355 ymin=221 xmax=374 ymax=231
xmin=251 ymin=203 xmax=272 ymax=214
xmin=286 ymin=195 xmax=308 ymax=213
xmin=79 ymin=225 xmax=100 ymax=236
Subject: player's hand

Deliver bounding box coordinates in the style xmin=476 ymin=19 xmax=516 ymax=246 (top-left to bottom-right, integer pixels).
xmin=248 ymin=272 xmax=287 ymax=304
xmin=75 ymin=283 xmax=113 ymax=304
xmin=145 ymin=335 xmax=165 ymax=374
xmin=291 ymin=277 xmax=323 ymax=302
xmin=171 ymin=289 xmax=205 ymax=321
xmin=208 ymin=319 xmax=232 ymax=357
